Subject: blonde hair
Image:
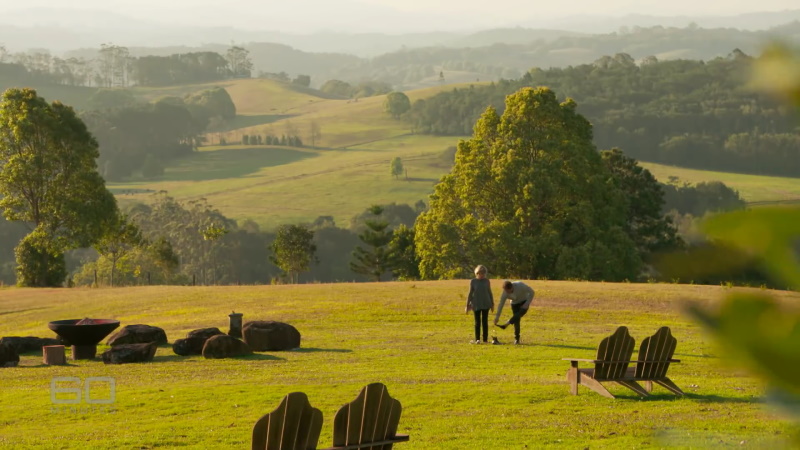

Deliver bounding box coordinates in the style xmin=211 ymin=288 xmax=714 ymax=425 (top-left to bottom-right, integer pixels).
xmin=474 ymin=265 xmax=487 ymax=275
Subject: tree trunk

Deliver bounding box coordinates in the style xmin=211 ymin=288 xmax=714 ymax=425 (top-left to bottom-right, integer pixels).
xmin=110 ymin=255 xmax=116 ymax=287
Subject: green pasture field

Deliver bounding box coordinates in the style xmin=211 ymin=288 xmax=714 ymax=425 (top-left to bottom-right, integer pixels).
xmin=110 ymin=135 xmax=458 ymax=229
xmin=641 ymin=162 xmax=800 ymax=204
xmin=0 ymin=281 xmax=798 ymax=448
xmin=0 ymin=83 xmax=97 ymax=110
xmin=106 ymin=78 xmax=800 ymax=230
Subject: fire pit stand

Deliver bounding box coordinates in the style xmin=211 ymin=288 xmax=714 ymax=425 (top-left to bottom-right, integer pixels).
xmin=47 ymin=319 xmax=121 ymax=360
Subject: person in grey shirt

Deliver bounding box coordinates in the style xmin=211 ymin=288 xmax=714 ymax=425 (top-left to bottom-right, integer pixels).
xmin=494 ymin=280 xmax=535 ymax=345
xmin=465 ymin=265 xmax=494 ymax=344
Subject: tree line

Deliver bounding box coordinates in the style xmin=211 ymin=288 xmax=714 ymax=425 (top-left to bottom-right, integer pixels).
xmin=405 ymin=51 xmax=800 ymax=177
xmin=0 ymin=178 xmax=743 ymax=286
xmin=0 ymin=44 xmax=254 ymax=88
xmin=81 ymin=87 xmax=237 ymax=181
xmin=0 ymin=87 xmax=755 ymax=287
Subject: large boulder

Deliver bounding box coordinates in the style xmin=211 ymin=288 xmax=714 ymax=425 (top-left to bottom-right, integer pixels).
xmin=101 ymin=342 xmax=157 ymax=364
xmin=107 ymin=325 xmax=167 ymax=346
xmin=0 ymin=336 xmax=61 ymax=354
xmin=202 ymin=335 xmax=252 ymax=359
xmin=243 ymin=321 xmax=301 ymax=351
xmin=172 ymin=328 xmax=224 ymax=356
xmin=0 ymin=342 xmax=20 ymax=367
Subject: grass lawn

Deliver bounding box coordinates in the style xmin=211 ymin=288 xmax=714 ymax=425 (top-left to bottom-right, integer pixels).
xmin=0 ymin=281 xmax=797 ymax=448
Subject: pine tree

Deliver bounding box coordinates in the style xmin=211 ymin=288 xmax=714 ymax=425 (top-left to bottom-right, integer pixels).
xmin=350 ymin=206 xmax=394 ymax=281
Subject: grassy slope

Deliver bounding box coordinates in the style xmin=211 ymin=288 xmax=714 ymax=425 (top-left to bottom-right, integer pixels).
xmin=0 ymin=82 xmax=97 ymax=110
xmin=641 ymin=162 xmax=800 ymax=204
xmin=0 ymin=281 xmax=797 ymax=449
xmin=109 ymin=78 xmax=800 ymax=229
xmin=112 ymin=80 xmax=473 ymax=229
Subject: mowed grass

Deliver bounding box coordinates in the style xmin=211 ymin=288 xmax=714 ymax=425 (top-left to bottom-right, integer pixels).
xmin=0 ymin=282 xmax=798 ymax=449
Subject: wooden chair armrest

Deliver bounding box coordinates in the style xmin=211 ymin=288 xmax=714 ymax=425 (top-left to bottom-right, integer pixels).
xmin=627 ymin=359 xmax=681 ymax=363
xmin=564 ymin=359 xmax=680 ymax=364
xmin=321 ymin=435 xmax=410 ymax=450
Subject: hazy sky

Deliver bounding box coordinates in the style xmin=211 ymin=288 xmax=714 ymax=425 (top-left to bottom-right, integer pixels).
xmin=360 ymin=0 xmax=798 ymax=16
xmin=1 ymin=0 xmax=798 ymax=32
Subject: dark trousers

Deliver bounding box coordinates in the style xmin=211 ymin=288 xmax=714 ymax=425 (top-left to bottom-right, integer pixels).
xmin=473 ymin=309 xmax=489 ymax=342
xmin=508 ymin=303 xmax=529 ymax=340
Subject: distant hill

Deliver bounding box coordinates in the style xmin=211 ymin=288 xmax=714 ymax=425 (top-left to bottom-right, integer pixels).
xmin=2 ymin=7 xmax=800 ymax=56
xmin=53 ymin=22 xmax=799 ymax=91
xmin=525 ymin=10 xmax=800 ymax=33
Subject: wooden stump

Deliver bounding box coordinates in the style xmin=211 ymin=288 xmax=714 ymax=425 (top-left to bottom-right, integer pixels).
xmin=71 ymin=345 xmax=97 ymax=360
xmin=228 ymin=312 xmax=243 ymax=339
xmin=43 ymin=345 xmax=66 ymax=365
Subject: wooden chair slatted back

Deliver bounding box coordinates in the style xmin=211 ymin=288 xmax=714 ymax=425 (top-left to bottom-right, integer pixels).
xmin=594 ymin=326 xmax=635 ymax=380
xmin=332 ymin=383 xmax=403 ymax=450
xmin=635 ymin=327 xmax=677 ymax=379
xmin=252 ymin=392 xmax=323 ymax=450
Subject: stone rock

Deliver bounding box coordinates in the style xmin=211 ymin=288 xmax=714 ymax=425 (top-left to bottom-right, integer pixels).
xmin=0 ymin=342 xmax=19 ymax=367
xmin=0 ymin=336 xmax=62 ymax=354
xmin=101 ymin=342 xmax=157 ymax=364
xmin=107 ymin=325 xmax=167 ymax=346
xmin=172 ymin=328 xmax=224 ymax=356
xmin=243 ymin=321 xmax=301 ymax=351
xmin=202 ymin=335 xmax=252 ymax=359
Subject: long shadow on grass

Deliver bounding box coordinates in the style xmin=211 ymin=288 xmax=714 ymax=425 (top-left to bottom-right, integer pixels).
xmin=0 ymin=306 xmax=49 ymax=316
xmin=24 ymin=363 xmax=80 ymax=368
xmin=242 ymin=353 xmax=285 ymax=361
xmin=163 ymin=147 xmax=316 ymax=182
xmin=684 ymin=393 xmax=761 ymax=404
xmin=674 ymin=352 xmax=714 ymax=359
xmin=157 ymin=353 xmax=285 ymax=362
xmin=613 ymin=393 xmax=759 ymax=404
xmin=291 ymin=347 xmax=352 ymax=353
xmin=537 ymin=344 xmax=596 ymax=351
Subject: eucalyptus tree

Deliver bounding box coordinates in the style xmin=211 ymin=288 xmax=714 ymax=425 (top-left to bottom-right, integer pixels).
xmin=0 ymin=88 xmax=117 ymax=286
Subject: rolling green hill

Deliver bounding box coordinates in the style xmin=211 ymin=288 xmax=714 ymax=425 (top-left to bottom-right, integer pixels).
xmin=6 ymin=78 xmax=796 ymax=230
xmin=107 ymin=78 xmax=800 ymax=230
xmin=110 ymin=80 xmax=477 ymax=228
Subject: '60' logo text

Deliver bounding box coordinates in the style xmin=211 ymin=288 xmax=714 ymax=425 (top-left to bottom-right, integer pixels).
xmin=51 ymin=377 xmax=116 ymax=405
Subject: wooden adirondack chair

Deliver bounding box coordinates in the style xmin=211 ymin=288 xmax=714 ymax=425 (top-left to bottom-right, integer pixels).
xmin=252 ymin=392 xmax=323 ymax=450
xmin=629 ymin=327 xmax=684 ymax=395
xmin=563 ymin=326 xmax=650 ymax=398
xmin=321 ymin=383 xmax=410 ymax=450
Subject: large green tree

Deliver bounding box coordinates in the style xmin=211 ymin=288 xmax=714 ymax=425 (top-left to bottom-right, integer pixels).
xmin=600 ymin=148 xmax=683 ymax=260
xmin=0 ymin=88 xmax=118 ymax=286
xmin=270 ymin=224 xmax=317 ymax=284
xmin=415 ymin=87 xmax=640 ymax=281
xmin=95 ymin=212 xmax=143 ymax=287
xmin=383 ymin=91 xmax=411 ymax=119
